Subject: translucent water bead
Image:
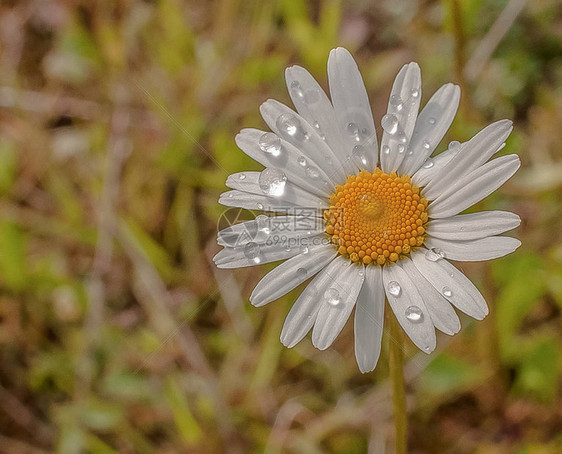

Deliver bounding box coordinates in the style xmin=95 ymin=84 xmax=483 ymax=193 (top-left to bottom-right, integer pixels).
xmin=259 ymin=168 xmax=287 ymax=197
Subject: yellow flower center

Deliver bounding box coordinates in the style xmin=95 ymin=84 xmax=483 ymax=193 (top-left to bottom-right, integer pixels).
xmin=324 ymin=169 xmax=429 ymax=265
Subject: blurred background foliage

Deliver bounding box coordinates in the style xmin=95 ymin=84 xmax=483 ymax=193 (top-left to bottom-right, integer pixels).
xmin=0 ymin=0 xmax=561 ymax=453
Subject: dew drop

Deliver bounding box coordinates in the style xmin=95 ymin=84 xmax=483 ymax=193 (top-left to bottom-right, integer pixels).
xmin=255 ymin=214 xmax=270 ymax=234
xmin=390 ymin=94 xmax=403 ymax=111
xmin=387 ymin=281 xmax=401 ymax=297
xmin=381 ymin=114 xmax=399 ymax=134
xmin=238 ymin=173 xmax=246 ymax=180
xmin=227 ymin=193 xmax=233 ymax=198
xmin=313 ymin=121 xmax=320 ymax=129
xmin=425 ymin=248 xmax=445 ymax=262
xmin=382 ymin=145 xmax=390 ymax=155
xmin=428 ymin=117 xmax=436 ymax=125
xmin=405 ymin=305 xmax=424 ymax=323
xmin=397 ymin=144 xmax=405 ymax=154
xmin=422 ymin=158 xmax=434 ymax=169
xmin=297 ymin=156 xmax=307 ymax=167
xmin=300 ymin=246 xmax=309 ymax=254
xmin=352 ymin=145 xmax=368 ymax=167
xmin=324 ymin=288 xmax=341 ymax=306
xmin=347 ymin=122 xmax=359 ymax=138
xmin=305 ymin=166 xmax=320 ymax=179
xmin=257 ymin=202 xmax=264 ymax=209
xmin=423 ymin=140 xmax=431 ymax=150
xmin=410 ymin=88 xmax=420 ymax=99
xmin=296 ymin=267 xmax=308 ymax=279
xmin=290 ymin=80 xmax=304 ymax=99
xmin=276 ymin=113 xmax=300 ymax=137
xmin=244 ymin=242 xmax=261 ymax=264
xmin=396 ymin=131 xmax=407 ymax=143
xmin=259 ymin=167 xmax=287 ymax=196
xmin=442 ymin=286 xmax=453 ymax=297
xmin=448 ymin=140 xmax=461 ymax=152
xmin=258 ymin=132 xmax=282 ymax=157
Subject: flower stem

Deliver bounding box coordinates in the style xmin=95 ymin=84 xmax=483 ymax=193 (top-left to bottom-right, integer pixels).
xmin=389 ymin=313 xmax=407 ymax=454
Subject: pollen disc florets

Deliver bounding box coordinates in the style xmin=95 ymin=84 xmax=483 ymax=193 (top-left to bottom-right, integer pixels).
xmin=324 ymin=169 xmax=429 ymax=265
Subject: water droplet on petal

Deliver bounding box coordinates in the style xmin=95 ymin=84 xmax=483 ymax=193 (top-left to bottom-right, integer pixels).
xmin=422 ymin=158 xmax=434 ymax=169
xmin=382 ymin=145 xmax=390 ymax=155
xmin=396 ymin=131 xmax=407 ymax=143
xmin=425 ymin=248 xmax=445 ymax=262
xmin=448 ymin=140 xmax=461 ymax=152
xmin=244 ymin=242 xmax=261 ymax=263
xmin=300 ymin=246 xmax=309 ymax=254
xmin=255 ymin=214 xmax=270 ymax=234
xmin=405 ymin=305 xmax=424 ymax=323
xmin=297 ymin=156 xmax=307 ymax=167
xmin=381 ymin=114 xmax=399 ymax=134
xmin=390 ymin=94 xmax=403 ymax=111
xmin=387 ymin=281 xmax=401 ymax=296
xmin=313 ymin=121 xmax=320 ymax=129
xmin=410 ymin=88 xmax=420 ymax=99
xmin=347 ymin=122 xmax=359 ymax=138
xmin=352 ymin=145 xmax=368 ymax=167
xmin=238 ymin=173 xmax=246 ymax=180
xmin=257 ymin=202 xmax=264 ymax=209
xmin=428 ymin=117 xmax=436 ymax=125
xmin=290 ymin=80 xmax=304 ymax=99
xmin=296 ymin=267 xmax=308 ymax=279
xmin=305 ymin=166 xmax=320 ymax=179
xmin=258 ymin=132 xmax=282 ymax=157
xmin=423 ymin=140 xmax=431 ymax=150
xmin=324 ymin=288 xmax=341 ymax=306
xmin=397 ymin=144 xmax=405 ymax=154
xmin=276 ymin=113 xmax=300 ymax=137
xmin=259 ymin=167 xmax=287 ymax=196
xmin=442 ymin=286 xmax=453 ymax=297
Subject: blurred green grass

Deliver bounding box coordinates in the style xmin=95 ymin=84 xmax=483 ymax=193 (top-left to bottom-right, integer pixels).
xmin=0 ymin=0 xmax=561 ymax=453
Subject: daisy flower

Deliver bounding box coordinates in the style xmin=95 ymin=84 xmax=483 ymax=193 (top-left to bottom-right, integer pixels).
xmin=214 ymin=48 xmax=521 ymax=373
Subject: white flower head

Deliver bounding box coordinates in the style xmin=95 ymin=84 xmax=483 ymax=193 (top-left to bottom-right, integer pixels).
xmin=214 ymin=48 xmax=521 ymax=373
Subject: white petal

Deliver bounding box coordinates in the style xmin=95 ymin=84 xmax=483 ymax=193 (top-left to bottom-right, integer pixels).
xmin=260 ymin=100 xmax=347 ymax=183
xmin=424 ymin=236 xmax=521 ymax=261
xmin=399 ymin=84 xmax=460 ymax=175
xmin=285 ymin=65 xmax=357 ymax=175
xmin=400 ymin=258 xmax=460 ymax=335
xmin=312 ymin=262 xmax=365 ymax=350
xmin=380 ymin=62 xmax=422 ymax=173
xmin=213 ymin=234 xmax=326 ymax=269
xmin=411 ymin=142 xmax=462 ymax=187
xmin=383 ymin=263 xmax=436 ymax=353
xmin=429 ymin=154 xmax=520 ymax=219
xmin=280 ymin=256 xmax=345 ymax=348
xmin=354 ymin=266 xmax=385 ymax=373
xmin=423 ymin=120 xmax=513 ymax=200
xmin=327 ymin=47 xmax=378 ymax=171
xmin=218 ymin=214 xmax=325 ymax=247
xmin=411 ymin=250 xmax=488 ymax=320
xmin=427 ymin=211 xmax=521 ymax=241
xmin=219 ymin=184 xmax=326 ymax=213
xmin=235 ymin=129 xmax=333 ymax=198
xmin=250 ymin=244 xmax=336 ymax=307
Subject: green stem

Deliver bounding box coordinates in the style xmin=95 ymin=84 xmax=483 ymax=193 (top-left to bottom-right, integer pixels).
xmin=389 ymin=314 xmax=407 ymax=454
